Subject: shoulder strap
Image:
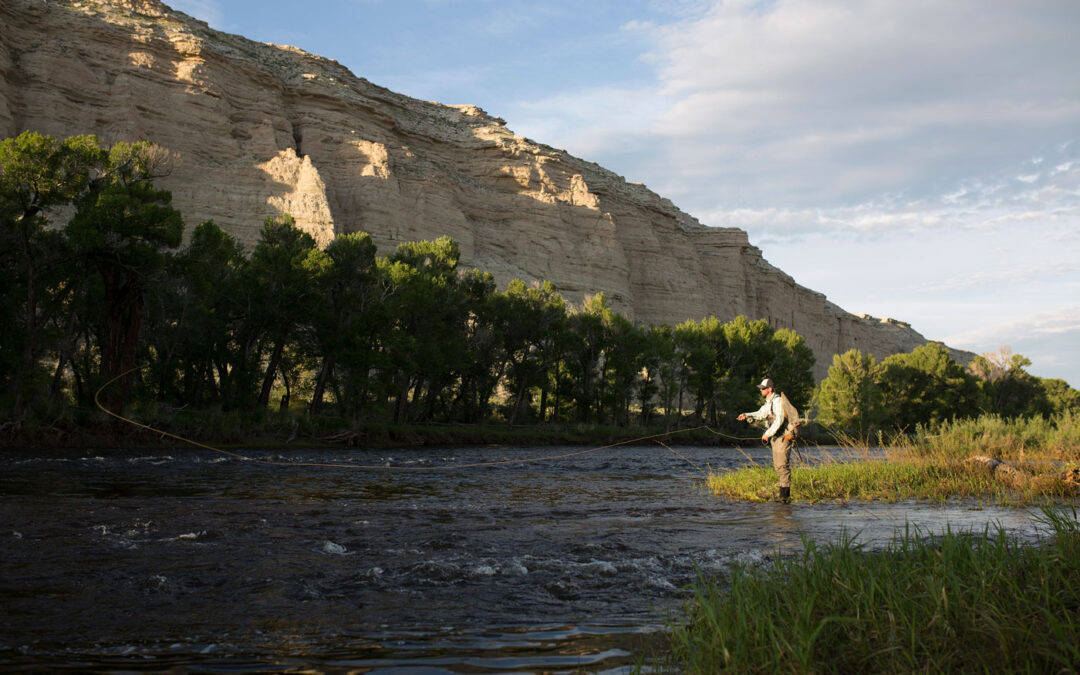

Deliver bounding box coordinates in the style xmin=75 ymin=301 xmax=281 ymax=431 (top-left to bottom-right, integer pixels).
xmin=780 ymin=392 xmax=800 ymax=428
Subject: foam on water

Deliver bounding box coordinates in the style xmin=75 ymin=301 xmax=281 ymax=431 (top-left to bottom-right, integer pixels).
xmin=320 ymin=540 xmax=350 ymax=555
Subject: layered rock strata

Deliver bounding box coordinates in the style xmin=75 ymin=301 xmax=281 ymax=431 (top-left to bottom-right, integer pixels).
xmin=0 ymin=0 xmax=972 ymax=379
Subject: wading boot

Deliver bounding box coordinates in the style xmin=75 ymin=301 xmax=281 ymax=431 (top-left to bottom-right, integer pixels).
xmin=779 ymin=487 xmax=791 ymax=503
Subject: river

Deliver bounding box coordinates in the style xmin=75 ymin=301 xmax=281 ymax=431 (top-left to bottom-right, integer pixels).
xmin=0 ymin=443 xmax=1049 ymax=673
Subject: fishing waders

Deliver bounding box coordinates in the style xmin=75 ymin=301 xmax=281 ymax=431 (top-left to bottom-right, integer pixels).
xmin=771 ymin=434 xmax=792 ymax=503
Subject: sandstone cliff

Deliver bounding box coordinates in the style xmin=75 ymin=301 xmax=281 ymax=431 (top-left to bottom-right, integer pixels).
xmin=0 ymin=0 xmax=972 ymax=379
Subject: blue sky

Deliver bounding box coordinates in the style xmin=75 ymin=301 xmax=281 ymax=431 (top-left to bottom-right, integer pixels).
xmin=172 ymin=0 xmax=1080 ymax=386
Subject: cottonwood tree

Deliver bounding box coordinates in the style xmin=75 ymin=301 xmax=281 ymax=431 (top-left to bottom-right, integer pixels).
xmin=0 ymin=132 xmax=102 ymax=415
xmin=1038 ymin=378 xmax=1080 ymax=415
xmin=674 ymin=316 xmax=721 ymax=424
xmin=149 ymin=220 xmax=247 ymax=406
xmin=65 ymin=141 xmax=183 ymax=414
xmin=814 ymin=349 xmax=886 ymax=437
xmin=379 ymin=236 xmax=470 ymax=424
xmin=878 ymin=342 xmax=983 ymax=429
xmin=714 ymin=316 xmax=814 ymax=421
xmin=564 ymin=293 xmax=613 ymax=424
xmin=497 ymin=279 xmax=567 ymax=424
xmin=308 ymin=231 xmax=381 ymax=416
xmin=244 ymin=215 xmax=323 ymax=409
xmin=446 ymin=269 xmax=501 ymax=423
xmin=603 ymin=313 xmax=647 ymax=427
xmin=968 ymin=346 xmax=1051 ymax=418
xmin=642 ymin=324 xmax=681 ymax=428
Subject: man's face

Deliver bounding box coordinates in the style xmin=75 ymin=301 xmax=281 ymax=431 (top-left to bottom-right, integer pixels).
xmin=760 ymin=387 xmax=772 ymax=397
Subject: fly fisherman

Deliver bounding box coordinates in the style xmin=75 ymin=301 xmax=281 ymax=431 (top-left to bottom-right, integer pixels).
xmin=737 ymin=378 xmax=793 ymax=502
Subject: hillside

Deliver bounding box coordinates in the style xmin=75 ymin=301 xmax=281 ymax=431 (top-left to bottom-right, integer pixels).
xmin=0 ymin=0 xmax=973 ymax=379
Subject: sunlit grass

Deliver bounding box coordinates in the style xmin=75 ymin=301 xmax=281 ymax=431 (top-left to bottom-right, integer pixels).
xmin=652 ymin=507 xmax=1080 ymax=674
xmin=707 ymin=460 xmax=1012 ymax=503
xmin=902 ymin=411 xmax=1080 ymax=463
xmin=707 ymin=413 xmax=1080 ymax=504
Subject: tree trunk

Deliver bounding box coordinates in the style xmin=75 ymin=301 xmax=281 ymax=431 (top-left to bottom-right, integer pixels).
xmin=12 ymin=244 xmax=38 ymax=416
xmin=258 ymin=326 xmax=289 ymax=407
xmin=98 ymin=266 xmax=143 ymax=414
xmin=279 ymin=369 xmax=291 ymax=412
xmin=394 ymin=375 xmax=411 ymax=424
xmin=539 ymin=379 xmax=549 ymax=424
xmin=309 ymin=355 xmax=335 ymax=415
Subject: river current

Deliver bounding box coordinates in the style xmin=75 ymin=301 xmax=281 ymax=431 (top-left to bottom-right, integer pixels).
xmin=0 ymin=443 xmax=1049 ymax=673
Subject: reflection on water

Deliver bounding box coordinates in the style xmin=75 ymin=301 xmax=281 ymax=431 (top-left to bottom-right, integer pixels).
xmin=0 ymin=444 xmax=1055 ymax=672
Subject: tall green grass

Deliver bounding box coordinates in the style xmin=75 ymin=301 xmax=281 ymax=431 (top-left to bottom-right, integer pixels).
xmin=656 ymin=508 xmax=1080 ymax=674
xmin=903 ymin=411 xmax=1080 ymax=462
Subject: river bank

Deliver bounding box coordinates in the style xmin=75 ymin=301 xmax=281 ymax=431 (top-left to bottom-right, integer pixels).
xmin=656 ymin=506 xmax=1080 ymax=674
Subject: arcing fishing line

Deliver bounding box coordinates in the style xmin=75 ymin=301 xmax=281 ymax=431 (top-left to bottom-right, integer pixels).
xmin=95 ymin=370 xmax=710 ymax=471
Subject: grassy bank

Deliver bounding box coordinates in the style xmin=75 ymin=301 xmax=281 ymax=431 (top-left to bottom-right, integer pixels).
xmin=654 ymin=508 xmax=1080 ymax=674
xmin=709 ymin=413 xmax=1080 ymax=504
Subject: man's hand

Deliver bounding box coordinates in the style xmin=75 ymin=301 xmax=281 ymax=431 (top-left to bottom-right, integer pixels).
xmin=737 ymin=413 xmax=747 ymax=421
xmin=761 ymin=434 xmax=769 ymax=442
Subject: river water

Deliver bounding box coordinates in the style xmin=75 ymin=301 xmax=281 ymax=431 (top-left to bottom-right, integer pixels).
xmin=0 ymin=443 xmax=1051 ymax=673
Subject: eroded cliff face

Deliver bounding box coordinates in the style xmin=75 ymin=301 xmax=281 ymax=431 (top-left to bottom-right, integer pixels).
xmin=0 ymin=0 xmax=971 ymax=379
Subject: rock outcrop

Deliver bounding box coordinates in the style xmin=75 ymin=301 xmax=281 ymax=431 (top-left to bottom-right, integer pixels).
xmin=0 ymin=0 xmax=973 ymax=379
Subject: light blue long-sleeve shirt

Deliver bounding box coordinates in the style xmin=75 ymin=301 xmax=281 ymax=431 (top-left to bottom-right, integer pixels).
xmin=743 ymin=393 xmax=786 ymax=439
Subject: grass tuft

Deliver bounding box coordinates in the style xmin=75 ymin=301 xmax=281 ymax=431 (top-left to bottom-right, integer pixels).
xmin=653 ymin=507 xmax=1080 ymax=674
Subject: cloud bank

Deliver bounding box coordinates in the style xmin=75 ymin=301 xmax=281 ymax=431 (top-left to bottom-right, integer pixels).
xmin=510 ymin=0 xmax=1080 ymax=236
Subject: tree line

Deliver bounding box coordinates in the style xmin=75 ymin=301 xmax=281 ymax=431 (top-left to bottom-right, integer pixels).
xmin=1 ymin=132 xmax=816 ymax=431
xmin=816 ymin=344 xmax=1080 ymax=437
xmin=4 ymin=132 xmax=1076 ymax=438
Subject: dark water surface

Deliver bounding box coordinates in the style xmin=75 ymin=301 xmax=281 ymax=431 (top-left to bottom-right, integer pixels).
xmin=0 ymin=444 xmax=1049 ymax=673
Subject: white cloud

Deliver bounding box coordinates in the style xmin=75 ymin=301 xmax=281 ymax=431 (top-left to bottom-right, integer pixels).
xmin=945 ymin=308 xmax=1080 ymax=384
xmin=924 ymin=262 xmax=1080 ymax=294
xmin=948 ymin=307 xmax=1080 ymax=344
xmin=515 ymin=0 xmax=1080 ymax=221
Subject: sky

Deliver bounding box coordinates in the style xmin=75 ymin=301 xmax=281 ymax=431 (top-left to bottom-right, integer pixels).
xmin=171 ymin=0 xmax=1080 ymax=386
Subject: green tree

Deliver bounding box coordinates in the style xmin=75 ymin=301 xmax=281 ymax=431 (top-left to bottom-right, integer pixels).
xmin=766 ymin=328 xmax=815 ymax=410
xmin=637 ymin=324 xmax=675 ymax=426
xmin=0 ymin=132 xmax=103 ymax=415
xmin=1038 ymin=378 xmax=1080 ymax=415
xmin=244 ymin=215 xmax=323 ymax=408
xmin=603 ymin=313 xmax=647 ymax=427
xmin=379 ymin=237 xmax=470 ymax=424
xmin=674 ymin=317 xmax=721 ymax=424
xmin=968 ymin=346 xmax=1051 ymax=418
xmin=565 ymin=293 xmax=613 ymax=423
xmin=66 ymin=141 xmax=183 ymax=413
xmin=149 ymin=220 xmax=247 ymax=407
xmin=716 ymin=316 xmax=776 ymax=418
xmin=309 ymin=231 xmax=380 ymax=416
xmin=715 ymin=316 xmax=814 ymax=424
xmin=495 ymin=279 xmax=568 ymax=424
xmin=644 ymin=324 xmax=681 ymax=427
xmin=814 ymin=349 xmax=886 ymax=437
xmin=879 ymin=342 xmax=982 ymax=429
xmin=449 ymin=269 xmax=501 ymax=423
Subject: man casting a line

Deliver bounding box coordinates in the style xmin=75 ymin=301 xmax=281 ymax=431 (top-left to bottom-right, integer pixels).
xmin=737 ymin=377 xmax=793 ymax=502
